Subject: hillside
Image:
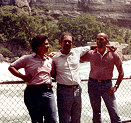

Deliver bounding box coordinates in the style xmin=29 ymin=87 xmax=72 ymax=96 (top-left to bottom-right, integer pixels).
xmin=36 ymin=1 xmax=131 ymax=28
xmin=86 ymin=2 xmax=131 ymax=28
xmin=0 ymin=0 xmax=131 ymax=27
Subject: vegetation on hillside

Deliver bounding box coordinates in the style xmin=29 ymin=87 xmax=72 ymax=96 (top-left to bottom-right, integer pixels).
xmin=0 ymin=5 xmax=131 ymax=58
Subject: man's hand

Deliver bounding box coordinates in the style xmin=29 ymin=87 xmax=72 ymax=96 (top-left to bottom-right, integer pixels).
xmin=48 ymin=52 xmax=58 ymax=58
xmin=106 ymin=45 xmax=117 ymax=52
xmin=106 ymin=86 xmax=117 ymax=95
xmin=22 ymin=74 xmax=31 ymax=82
xmin=90 ymin=45 xmax=97 ymax=50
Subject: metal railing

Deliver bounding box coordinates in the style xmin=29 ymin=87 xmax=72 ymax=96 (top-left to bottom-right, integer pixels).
xmin=0 ymin=78 xmax=131 ymax=123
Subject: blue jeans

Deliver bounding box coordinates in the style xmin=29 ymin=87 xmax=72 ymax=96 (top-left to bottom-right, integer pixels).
xmin=88 ymin=78 xmax=121 ymax=123
xmin=24 ymin=86 xmax=57 ymax=123
xmin=57 ymin=84 xmax=82 ymax=123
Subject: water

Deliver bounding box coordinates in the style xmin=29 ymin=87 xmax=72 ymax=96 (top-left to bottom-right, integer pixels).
xmin=0 ymin=60 xmax=131 ymax=122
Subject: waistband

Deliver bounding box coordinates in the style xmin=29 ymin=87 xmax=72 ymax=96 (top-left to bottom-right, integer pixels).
xmin=57 ymin=83 xmax=79 ymax=89
xmin=89 ymin=77 xmax=111 ymax=83
xmin=27 ymin=84 xmax=53 ymax=89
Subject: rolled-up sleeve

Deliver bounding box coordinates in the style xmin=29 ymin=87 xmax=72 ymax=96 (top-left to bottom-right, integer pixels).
xmin=11 ymin=55 xmax=27 ymax=69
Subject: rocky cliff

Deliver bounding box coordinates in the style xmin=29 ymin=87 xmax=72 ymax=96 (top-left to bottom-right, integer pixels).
xmin=1 ymin=0 xmax=131 ymax=27
xmin=85 ymin=1 xmax=131 ymax=28
xmin=39 ymin=0 xmax=131 ymax=28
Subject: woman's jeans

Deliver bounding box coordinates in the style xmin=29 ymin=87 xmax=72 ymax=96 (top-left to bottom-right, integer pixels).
xmin=24 ymin=85 xmax=57 ymax=123
xmin=88 ymin=78 xmax=121 ymax=123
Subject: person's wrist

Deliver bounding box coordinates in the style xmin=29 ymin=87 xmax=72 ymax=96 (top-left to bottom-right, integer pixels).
xmin=114 ymin=84 xmax=119 ymax=90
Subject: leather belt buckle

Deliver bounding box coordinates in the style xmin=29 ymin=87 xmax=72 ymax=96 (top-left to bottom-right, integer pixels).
xmin=46 ymin=84 xmax=53 ymax=89
xmin=72 ymin=85 xmax=78 ymax=89
xmin=98 ymin=80 xmax=102 ymax=83
xmin=72 ymin=85 xmax=76 ymax=89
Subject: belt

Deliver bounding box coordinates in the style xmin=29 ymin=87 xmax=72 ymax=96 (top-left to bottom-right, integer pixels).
xmin=89 ymin=77 xmax=111 ymax=83
xmin=57 ymin=83 xmax=79 ymax=89
xmin=27 ymin=84 xmax=53 ymax=89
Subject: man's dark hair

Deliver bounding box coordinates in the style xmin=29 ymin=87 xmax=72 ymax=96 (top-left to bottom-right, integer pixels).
xmin=60 ymin=32 xmax=74 ymax=42
xmin=31 ymin=35 xmax=48 ymax=53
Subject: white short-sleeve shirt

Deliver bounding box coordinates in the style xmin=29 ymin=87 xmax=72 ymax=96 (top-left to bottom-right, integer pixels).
xmin=53 ymin=46 xmax=90 ymax=85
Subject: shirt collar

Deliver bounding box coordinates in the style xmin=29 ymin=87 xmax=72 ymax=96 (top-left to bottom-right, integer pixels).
xmin=93 ymin=47 xmax=111 ymax=53
xmin=34 ymin=53 xmax=49 ymax=60
xmin=56 ymin=49 xmax=72 ymax=57
xmin=94 ymin=47 xmax=111 ymax=57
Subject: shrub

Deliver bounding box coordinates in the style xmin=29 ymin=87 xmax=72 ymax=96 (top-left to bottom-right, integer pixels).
xmin=0 ymin=48 xmax=13 ymax=58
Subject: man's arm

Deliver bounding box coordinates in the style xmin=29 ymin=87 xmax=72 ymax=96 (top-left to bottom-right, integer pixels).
xmin=8 ymin=65 xmax=30 ymax=82
xmin=80 ymin=52 xmax=89 ymax=62
xmin=114 ymin=64 xmax=124 ymax=90
xmin=51 ymin=61 xmax=57 ymax=81
xmin=90 ymin=45 xmax=116 ymax=52
xmin=106 ymin=64 xmax=124 ymax=95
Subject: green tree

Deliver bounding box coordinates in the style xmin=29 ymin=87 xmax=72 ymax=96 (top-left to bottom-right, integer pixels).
xmin=58 ymin=14 xmax=102 ymax=46
xmin=0 ymin=6 xmax=45 ymax=56
xmin=103 ymin=21 xmax=124 ymax=43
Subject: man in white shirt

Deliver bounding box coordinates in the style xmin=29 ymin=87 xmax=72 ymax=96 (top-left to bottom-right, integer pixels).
xmin=53 ymin=32 xmax=90 ymax=123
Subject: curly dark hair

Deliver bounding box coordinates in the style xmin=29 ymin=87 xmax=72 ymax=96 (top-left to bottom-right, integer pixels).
xmin=31 ymin=35 xmax=48 ymax=53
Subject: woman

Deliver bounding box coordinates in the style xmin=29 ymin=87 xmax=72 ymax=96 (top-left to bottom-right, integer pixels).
xmin=8 ymin=35 xmax=57 ymax=123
